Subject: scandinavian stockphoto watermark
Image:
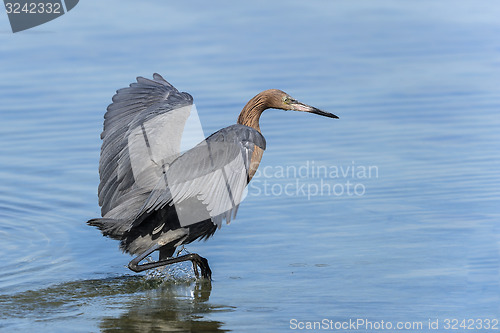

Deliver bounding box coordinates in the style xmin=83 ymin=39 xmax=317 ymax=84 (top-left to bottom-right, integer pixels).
xmin=289 ymin=317 xmax=499 ymax=331
xmin=249 ymin=160 xmax=378 ymax=199
xmin=3 ymin=0 xmax=79 ymax=33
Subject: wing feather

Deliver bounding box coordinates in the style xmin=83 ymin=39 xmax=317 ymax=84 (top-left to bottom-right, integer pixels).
xmin=134 ymin=124 xmax=266 ymax=228
xmin=98 ymin=73 xmax=193 ymax=217
xmin=97 ymin=74 xmax=266 ymax=234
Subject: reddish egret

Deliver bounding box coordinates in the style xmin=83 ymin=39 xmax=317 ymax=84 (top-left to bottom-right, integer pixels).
xmin=88 ymin=74 xmax=338 ymax=279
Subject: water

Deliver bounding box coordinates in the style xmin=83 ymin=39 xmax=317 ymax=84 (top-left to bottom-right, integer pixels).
xmin=1 ymin=1 xmax=499 ymax=332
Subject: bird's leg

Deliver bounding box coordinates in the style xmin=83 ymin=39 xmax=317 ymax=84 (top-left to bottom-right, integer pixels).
xmin=128 ymin=243 xmax=161 ymax=272
xmin=173 ymin=246 xmax=199 ymax=276
xmin=128 ymin=245 xmax=212 ymax=279
xmin=192 ymin=261 xmax=200 ymax=278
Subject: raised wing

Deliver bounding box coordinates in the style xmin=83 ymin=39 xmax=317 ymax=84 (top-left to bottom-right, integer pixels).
xmin=98 ymin=73 xmax=195 ymax=216
xmin=135 ymin=124 xmax=266 ymax=229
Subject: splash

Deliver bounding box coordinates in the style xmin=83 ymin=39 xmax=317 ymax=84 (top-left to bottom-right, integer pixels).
xmin=143 ymin=246 xmax=197 ymax=282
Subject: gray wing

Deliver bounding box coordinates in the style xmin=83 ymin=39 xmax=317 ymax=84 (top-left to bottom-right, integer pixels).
xmin=98 ymin=73 xmax=195 ymax=217
xmin=135 ymin=124 xmax=266 ymax=229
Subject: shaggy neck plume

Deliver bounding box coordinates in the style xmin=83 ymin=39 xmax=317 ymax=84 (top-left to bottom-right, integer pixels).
xmin=237 ymin=89 xmax=283 ymax=132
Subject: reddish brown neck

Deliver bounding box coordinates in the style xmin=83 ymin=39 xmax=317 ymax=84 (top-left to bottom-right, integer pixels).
xmin=237 ymin=91 xmax=280 ymax=182
xmin=238 ymin=89 xmax=286 ymax=132
xmin=237 ymin=93 xmax=269 ymax=132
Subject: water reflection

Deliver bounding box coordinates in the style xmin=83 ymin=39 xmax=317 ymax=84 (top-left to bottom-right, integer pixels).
xmin=0 ymin=275 xmax=232 ymax=332
xmin=99 ymin=280 xmax=231 ymax=332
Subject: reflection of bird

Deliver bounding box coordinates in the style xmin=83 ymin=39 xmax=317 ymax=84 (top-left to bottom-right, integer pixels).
xmin=88 ymin=73 xmax=338 ymax=279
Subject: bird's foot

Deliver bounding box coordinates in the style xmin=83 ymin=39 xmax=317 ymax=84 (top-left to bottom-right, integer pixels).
xmin=189 ymin=253 xmax=212 ymax=280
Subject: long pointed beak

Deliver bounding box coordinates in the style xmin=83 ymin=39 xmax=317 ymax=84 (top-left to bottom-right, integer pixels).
xmin=291 ymin=101 xmax=339 ymax=119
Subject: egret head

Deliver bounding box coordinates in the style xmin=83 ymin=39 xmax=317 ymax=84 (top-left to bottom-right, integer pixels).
xmin=238 ymin=89 xmax=338 ymax=130
xmin=266 ymin=89 xmax=338 ymax=119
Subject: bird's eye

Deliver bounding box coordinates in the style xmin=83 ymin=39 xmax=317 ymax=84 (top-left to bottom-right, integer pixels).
xmin=283 ymin=96 xmax=291 ymax=104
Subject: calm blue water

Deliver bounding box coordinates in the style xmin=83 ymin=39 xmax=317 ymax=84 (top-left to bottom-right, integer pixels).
xmin=1 ymin=1 xmax=499 ymax=332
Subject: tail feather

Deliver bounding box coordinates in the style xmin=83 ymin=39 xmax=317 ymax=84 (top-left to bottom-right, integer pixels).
xmin=87 ymin=218 xmax=129 ymax=240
